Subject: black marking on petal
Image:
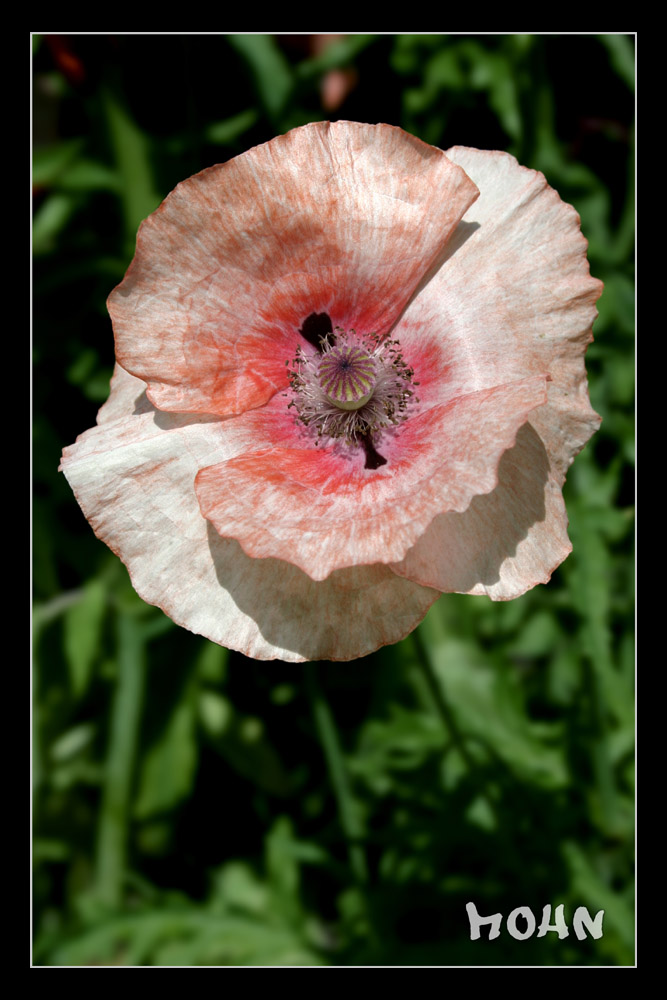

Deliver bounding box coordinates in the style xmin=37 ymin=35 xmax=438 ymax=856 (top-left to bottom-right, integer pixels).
xmin=299 ymin=312 xmax=333 ymax=352
xmin=361 ymin=434 xmax=387 ymax=470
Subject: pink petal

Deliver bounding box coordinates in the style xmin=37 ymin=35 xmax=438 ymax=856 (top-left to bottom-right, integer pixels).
xmin=387 ymin=148 xmax=602 ymax=597
xmin=194 ymin=375 xmax=549 ymax=581
xmin=60 ymin=366 xmax=439 ymax=662
xmin=62 ymin=132 xmax=603 ymax=657
xmin=109 ymin=122 xmax=479 ymax=418
xmin=395 ymin=147 xmax=602 ymax=480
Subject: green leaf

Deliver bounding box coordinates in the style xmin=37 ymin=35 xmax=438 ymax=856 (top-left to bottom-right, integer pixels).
xmin=57 ymin=159 xmax=120 ymax=193
xmin=296 ymin=35 xmax=376 ymax=80
xmin=102 ymin=86 xmax=161 ymax=249
xmin=228 ymin=35 xmax=294 ymax=122
xmin=205 ymin=108 xmax=259 ymax=146
xmin=45 ymin=910 xmax=326 ymax=966
xmin=198 ymin=690 xmax=232 ymax=738
xmin=419 ymin=606 xmax=568 ymax=788
xmin=265 ymin=817 xmax=302 ymax=924
xmin=595 ymin=272 xmax=635 ymax=338
xmin=33 ymin=139 xmax=85 ymax=187
xmin=64 ymin=579 xmax=106 ymax=698
xmin=210 ymin=862 xmax=269 ymax=917
xmin=32 ymin=192 xmax=79 ymax=254
xmin=50 ymin=723 xmax=95 ymax=762
xmin=598 ymin=34 xmax=635 ymax=91
xmin=196 ymin=640 xmax=228 ymax=684
xmin=563 ymin=841 xmax=635 ymax=957
xmin=214 ymin=714 xmax=292 ymax=797
xmin=508 ymin=609 xmax=560 ymax=659
xmin=134 ymin=685 xmax=198 ymax=819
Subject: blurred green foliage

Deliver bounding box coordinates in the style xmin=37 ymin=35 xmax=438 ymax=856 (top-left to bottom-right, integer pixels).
xmin=33 ymin=34 xmax=634 ymax=966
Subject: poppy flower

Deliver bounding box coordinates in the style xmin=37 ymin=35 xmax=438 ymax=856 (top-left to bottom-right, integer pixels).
xmin=60 ymin=121 xmax=602 ymax=662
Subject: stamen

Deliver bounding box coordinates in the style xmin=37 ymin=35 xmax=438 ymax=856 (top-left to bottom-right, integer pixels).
xmin=287 ymin=326 xmax=419 ymax=465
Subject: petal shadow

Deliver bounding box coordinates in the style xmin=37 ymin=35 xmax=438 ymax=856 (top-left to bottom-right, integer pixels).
xmin=206 ymin=524 xmax=437 ymax=661
xmin=392 ymin=423 xmax=570 ymax=599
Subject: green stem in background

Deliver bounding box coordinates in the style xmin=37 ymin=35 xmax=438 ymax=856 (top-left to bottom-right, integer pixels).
xmin=32 ymin=591 xmax=86 ymax=816
xmin=304 ymin=663 xmax=368 ymax=885
xmin=568 ymin=501 xmax=621 ymax=834
xmin=94 ymin=613 xmax=146 ymax=910
xmin=411 ymin=625 xmax=476 ymax=773
xmin=32 ymin=640 xmax=42 ymax=823
xmin=102 ymin=83 xmax=161 ymax=257
xmin=412 ymin=616 xmax=529 ymax=890
xmin=584 ymin=658 xmax=618 ymax=833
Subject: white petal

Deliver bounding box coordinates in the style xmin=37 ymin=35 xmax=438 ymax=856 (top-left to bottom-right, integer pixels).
xmin=61 ymin=366 xmax=438 ymax=661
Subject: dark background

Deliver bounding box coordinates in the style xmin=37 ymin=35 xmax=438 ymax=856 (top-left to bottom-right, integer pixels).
xmin=33 ymin=34 xmax=635 ymax=966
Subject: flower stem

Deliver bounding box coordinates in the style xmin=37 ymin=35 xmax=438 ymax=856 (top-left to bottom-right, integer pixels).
xmin=412 ymin=616 xmax=536 ymax=889
xmin=304 ymin=663 xmax=368 ymax=885
xmin=411 ymin=625 xmax=475 ymax=771
xmin=94 ymin=612 xmax=145 ymax=909
xmin=584 ymin=658 xmax=618 ymax=832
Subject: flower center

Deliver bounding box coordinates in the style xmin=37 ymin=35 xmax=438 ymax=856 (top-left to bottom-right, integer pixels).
xmin=287 ymin=324 xmax=419 ymax=465
xmin=319 ymin=345 xmax=376 ymax=410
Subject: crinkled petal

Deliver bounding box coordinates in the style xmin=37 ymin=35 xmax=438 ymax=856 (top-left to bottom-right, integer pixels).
xmin=62 ymin=131 xmax=603 ymax=659
xmin=109 ymin=122 xmax=479 ymax=417
xmin=60 ymin=366 xmax=439 ymax=662
xmin=395 ymin=147 xmax=602 ymax=480
xmin=390 ymin=423 xmax=571 ymax=599
xmin=195 ymin=375 xmax=549 ymax=580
